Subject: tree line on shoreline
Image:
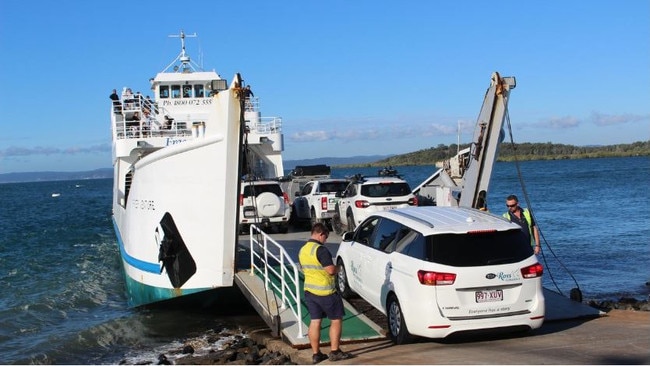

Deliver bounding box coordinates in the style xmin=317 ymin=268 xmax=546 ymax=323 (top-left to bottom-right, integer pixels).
xmin=337 ymin=140 xmax=650 ymax=168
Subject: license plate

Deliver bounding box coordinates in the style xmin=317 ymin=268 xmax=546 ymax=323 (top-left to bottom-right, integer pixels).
xmin=475 ymin=289 xmax=503 ymax=303
xmin=381 ymin=205 xmax=397 ymax=211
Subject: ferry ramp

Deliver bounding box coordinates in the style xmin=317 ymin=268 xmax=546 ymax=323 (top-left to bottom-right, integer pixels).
xmin=234 ymin=226 xmax=385 ymax=348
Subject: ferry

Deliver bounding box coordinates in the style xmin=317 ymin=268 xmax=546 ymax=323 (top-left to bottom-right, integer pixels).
xmin=110 ymin=31 xmax=284 ymax=307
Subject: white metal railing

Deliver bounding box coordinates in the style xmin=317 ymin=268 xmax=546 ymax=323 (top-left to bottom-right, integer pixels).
xmin=111 ymin=102 xmax=192 ymax=140
xmin=248 ymin=225 xmax=304 ymax=338
xmin=246 ymin=117 xmax=282 ymax=135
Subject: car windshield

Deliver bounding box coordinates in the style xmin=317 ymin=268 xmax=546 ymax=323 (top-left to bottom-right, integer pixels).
xmin=361 ymin=183 xmax=411 ymax=197
xmin=417 ymin=229 xmax=533 ymax=266
xmin=320 ymin=182 xmax=348 ymax=193
xmin=242 ymin=184 xmax=283 ymax=197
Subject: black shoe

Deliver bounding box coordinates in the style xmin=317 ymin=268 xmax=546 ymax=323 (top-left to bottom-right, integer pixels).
xmin=328 ymin=349 xmax=353 ymax=361
xmin=312 ymin=351 xmax=328 ymax=364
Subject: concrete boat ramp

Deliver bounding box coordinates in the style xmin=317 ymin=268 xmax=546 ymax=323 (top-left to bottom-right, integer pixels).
xmin=233 ymin=227 xmax=609 ymax=351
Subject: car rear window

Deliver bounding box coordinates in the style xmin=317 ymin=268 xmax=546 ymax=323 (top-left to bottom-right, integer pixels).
xmin=397 ymin=229 xmax=533 ymax=266
xmin=242 ymin=184 xmax=283 ymax=197
xmin=361 ymin=182 xmax=411 ymax=197
xmin=320 ymin=182 xmax=348 ymax=193
xmin=421 ymin=229 xmax=534 ymax=266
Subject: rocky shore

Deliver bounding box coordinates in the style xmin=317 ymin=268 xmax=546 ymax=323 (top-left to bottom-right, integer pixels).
xmin=121 ymin=296 xmax=648 ymax=365
xmin=587 ymin=296 xmax=650 ymax=312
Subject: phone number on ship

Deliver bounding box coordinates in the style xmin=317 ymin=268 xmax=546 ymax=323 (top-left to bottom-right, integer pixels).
xmin=132 ymin=199 xmax=156 ymax=210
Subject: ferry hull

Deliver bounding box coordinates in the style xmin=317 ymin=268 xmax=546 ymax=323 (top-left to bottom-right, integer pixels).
xmin=112 ymin=85 xmax=243 ymax=308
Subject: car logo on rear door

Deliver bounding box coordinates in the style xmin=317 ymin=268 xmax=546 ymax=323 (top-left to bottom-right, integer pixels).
xmin=485 ymin=273 xmax=496 ymax=279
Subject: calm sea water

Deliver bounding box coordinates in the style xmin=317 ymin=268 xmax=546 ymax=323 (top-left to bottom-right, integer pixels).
xmin=0 ymin=156 xmax=648 ymax=364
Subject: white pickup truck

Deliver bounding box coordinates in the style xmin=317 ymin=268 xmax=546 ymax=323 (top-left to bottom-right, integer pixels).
xmin=292 ymin=178 xmax=349 ymax=229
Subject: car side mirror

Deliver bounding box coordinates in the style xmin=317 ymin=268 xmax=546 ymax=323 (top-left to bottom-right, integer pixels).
xmin=342 ymin=231 xmax=354 ymax=241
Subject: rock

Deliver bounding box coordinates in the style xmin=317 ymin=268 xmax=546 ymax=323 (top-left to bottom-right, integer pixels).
xmin=588 ymin=297 xmax=650 ymax=312
xmin=157 ymin=354 xmax=171 ymax=365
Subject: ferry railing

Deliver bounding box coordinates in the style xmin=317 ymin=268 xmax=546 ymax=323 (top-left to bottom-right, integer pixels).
xmin=249 ymin=117 xmax=283 ymax=134
xmin=111 ymin=102 xmax=191 ymax=140
xmin=248 ymin=225 xmax=305 ymax=339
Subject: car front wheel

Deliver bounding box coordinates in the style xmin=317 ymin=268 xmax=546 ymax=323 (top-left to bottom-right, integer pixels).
xmin=335 ymin=259 xmax=354 ymax=299
xmin=387 ymin=294 xmax=411 ymax=345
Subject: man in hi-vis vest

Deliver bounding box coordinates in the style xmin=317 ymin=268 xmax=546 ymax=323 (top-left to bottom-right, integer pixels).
xmin=503 ymin=194 xmax=541 ymax=255
xmin=299 ymin=223 xmax=353 ymax=364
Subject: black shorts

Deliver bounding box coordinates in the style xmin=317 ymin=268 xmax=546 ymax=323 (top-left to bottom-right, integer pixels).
xmin=304 ymin=291 xmax=344 ymax=320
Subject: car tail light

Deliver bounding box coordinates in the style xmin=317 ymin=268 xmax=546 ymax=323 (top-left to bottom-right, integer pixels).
xmin=239 ymin=194 xmax=244 ymax=205
xmin=283 ymin=192 xmax=289 ymax=204
xmin=355 ymin=200 xmax=370 ymax=208
xmin=521 ymin=263 xmax=543 ymax=278
xmin=417 ymin=270 xmax=456 ymax=286
xmin=321 ymin=196 xmax=328 ymax=210
xmin=408 ymin=196 xmax=418 ymax=206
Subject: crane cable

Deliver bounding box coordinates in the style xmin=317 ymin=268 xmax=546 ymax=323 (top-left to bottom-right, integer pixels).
xmin=238 ymin=91 xmax=283 ymax=335
xmin=503 ymin=108 xmax=583 ymax=302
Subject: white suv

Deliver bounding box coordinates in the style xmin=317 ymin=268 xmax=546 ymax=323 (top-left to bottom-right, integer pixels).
xmin=333 ymin=175 xmax=417 ymax=233
xmin=335 ymin=206 xmax=545 ymax=344
xmin=239 ymin=181 xmax=290 ymax=234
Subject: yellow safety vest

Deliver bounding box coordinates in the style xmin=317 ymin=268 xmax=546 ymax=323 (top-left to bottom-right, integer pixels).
xmin=299 ymin=240 xmax=335 ymax=296
xmin=504 ymin=208 xmax=535 ymax=246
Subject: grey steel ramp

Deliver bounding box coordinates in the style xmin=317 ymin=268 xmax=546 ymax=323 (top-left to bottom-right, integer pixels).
xmin=234 ymin=269 xmax=385 ymax=348
xmin=543 ymin=287 xmax=604 ymax=321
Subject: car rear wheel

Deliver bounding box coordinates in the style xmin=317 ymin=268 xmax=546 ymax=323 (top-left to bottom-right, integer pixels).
xmin=346 ymin=213 xmax=356 ymax=232
xmin=387 ymin=294 xmax=411 ymax=345
xmin=310 ymin=208 xmax=320 ymax=228
xmin=332 ymin=205 xmax=343 ymax=235
xmin=336 ymin=259 xmax=354 ymax=299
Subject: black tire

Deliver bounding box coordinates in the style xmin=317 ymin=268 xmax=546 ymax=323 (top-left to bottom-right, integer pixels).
xmin=310 ymin=208 xmax=320 ymax=228
xmin=387 ymin=294 xmax=411 ymax=345
xmin=336 ymin=259 xmax=354 ymax=299
xmin=289 ymin=204 xmax=297 ymax=225
xmin=332 ymin=204 xmax=343 ymax=235
xmin=346 ymin=212 xmax=356 ymax=232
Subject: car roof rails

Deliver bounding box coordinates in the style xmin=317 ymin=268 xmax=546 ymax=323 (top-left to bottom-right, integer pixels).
xmin=348 ymin=173 xmax=366 ymax=183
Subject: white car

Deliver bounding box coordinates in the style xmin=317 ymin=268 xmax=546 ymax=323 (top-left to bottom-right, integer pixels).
xmin=334 ymin=206 xmax=545 ymax=344
xmin=333 ymin=175 xmax=417 ymax=233
xmin=292 ymin=179 xmax=350 ymax=229
xmin=239 ymin=181 xmax=290 ymax=234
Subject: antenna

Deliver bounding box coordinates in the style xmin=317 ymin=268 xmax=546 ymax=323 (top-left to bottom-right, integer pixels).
xmin=162 ymin=30 xmax=201 ymax=73
xmin=169 ymin=30 xmax=197 ymax=62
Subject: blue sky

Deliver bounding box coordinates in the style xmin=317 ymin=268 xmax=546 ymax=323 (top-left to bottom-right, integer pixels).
xmin=1 ymin=1 xmax=648 ymax=174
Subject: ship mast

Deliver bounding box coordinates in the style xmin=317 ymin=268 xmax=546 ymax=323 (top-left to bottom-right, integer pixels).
xmin=161 ymin=30 xmax=201 ymax=73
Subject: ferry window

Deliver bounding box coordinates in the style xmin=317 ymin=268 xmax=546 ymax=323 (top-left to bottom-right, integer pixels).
xmin=182 ymin=85 xmax=192 ymax=98
xmin=171 ymin=85 xmax=181 ymax=98
xmin=194 ymin=84 xmax=204 ymax=97
xmin=160 ymin=85 xmax=169 ymax=99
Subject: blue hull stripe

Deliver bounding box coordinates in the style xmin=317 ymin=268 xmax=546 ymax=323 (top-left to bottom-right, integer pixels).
xmin=112 ymin=218 xmax=161 ymax=274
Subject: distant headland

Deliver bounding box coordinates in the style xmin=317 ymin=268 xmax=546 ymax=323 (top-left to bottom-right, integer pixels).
xmin=1 ymin=141 xmax=647 ymax=183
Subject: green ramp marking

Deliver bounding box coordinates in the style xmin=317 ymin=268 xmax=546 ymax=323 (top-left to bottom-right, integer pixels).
xmin=255 ymin=265 xmax=382 ymax=342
